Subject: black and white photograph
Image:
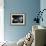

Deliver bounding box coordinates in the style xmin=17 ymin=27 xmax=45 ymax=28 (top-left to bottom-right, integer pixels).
xmin=11 ymin=14 xmax=25 ymax=25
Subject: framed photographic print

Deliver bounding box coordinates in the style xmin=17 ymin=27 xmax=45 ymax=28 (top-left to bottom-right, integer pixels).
xmin=11 ymin=13 xmax=25 ymax=25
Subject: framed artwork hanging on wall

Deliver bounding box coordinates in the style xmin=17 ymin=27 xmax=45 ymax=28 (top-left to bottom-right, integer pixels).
xmin=10 ymin=13 xmax=25 ymax=25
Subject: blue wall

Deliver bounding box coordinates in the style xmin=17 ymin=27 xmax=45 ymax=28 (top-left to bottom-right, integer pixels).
xmin=4 ymin=0 xmax=40 ymax=42
xmin=40 ymin=0 xmax=46 ymax=27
